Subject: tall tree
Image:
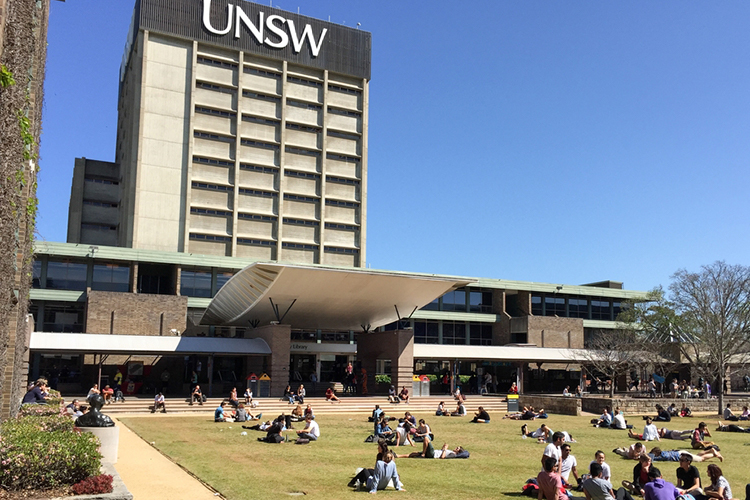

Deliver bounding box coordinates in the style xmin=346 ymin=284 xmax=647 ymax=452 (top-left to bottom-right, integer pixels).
xmin=624 ymin=262 xmax=750 ymax=413
xmin=670 ymin=261 xmax=750 ymax=412
xmin=578 ymin=328 xmax=637 ymax=397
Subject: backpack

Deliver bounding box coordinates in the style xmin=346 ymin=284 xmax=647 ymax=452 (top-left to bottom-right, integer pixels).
xmin=522 ymin=479 xmax=539 ymax=497
xmin=364 ymin=435 xmax=375 ymax=443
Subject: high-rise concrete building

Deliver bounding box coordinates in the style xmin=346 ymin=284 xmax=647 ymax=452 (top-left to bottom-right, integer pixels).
xmin=69 ymin=0 xmax=370 ymax=267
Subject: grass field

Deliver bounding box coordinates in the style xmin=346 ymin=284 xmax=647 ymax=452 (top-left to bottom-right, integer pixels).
xmin=119 ymin=412 xmax=750 ymax=500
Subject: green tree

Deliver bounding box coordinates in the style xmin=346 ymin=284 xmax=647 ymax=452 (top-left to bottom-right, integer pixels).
xmin=623 ymin=262 xmax=750 ymax=413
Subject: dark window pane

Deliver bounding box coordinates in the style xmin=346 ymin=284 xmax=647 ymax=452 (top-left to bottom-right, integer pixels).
xmin=545 ymin=296 xmax=565 ymax=317
xmin=591 ymin=300 xmax=611 ymax=320
xmin=92 ymin=263 xmax=130 ymax=292
xmin=569 ymin=298 xmax=589 ymax=319
xmin=531 ymin=295 xmax=543 ymax=315
xmin=43 ymin=303 xmax=85 ymax=333
xmin=180 ymin=270 xmax=212 ymax=297
xmin=46 ymin=260 xmax=87 ymax=291
xmin=32 ymin=260 xmax=42 ymax=288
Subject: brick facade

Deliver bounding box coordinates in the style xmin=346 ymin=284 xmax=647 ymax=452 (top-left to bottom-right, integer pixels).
xmin=86 ymin=290 xmax=188 ymax=335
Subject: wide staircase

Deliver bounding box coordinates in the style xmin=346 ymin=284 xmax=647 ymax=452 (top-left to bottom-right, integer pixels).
xmin=86 ymin=394 xmax=509 ymax=417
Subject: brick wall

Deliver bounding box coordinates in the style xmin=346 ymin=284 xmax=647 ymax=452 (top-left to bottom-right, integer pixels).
xmin=527 ymin=316 xmax=583 ymax=348
xmin=86 ymin=290 xmax=188 ymax=335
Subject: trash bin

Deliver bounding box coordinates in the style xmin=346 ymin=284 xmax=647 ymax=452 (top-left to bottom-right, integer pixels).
xmin=246 ymin=373 xmax=258 ymax=397
xmin=412 ymin=375 xmax=422 ymax=397
xmin=420 ymin=375 xmax=430 ymax=397
xmin=258 ymin=373 xmax=271 ymax=398
xmin=507 ymin=394 xmax=519 ymax=412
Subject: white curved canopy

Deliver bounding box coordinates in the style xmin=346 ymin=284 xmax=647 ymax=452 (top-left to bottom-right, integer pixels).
xmin=201 ymin=262 xmax=468 ymax=330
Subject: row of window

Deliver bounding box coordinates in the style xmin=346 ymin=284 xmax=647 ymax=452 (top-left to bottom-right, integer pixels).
xmin=382 ymin=320 xmax=493 ymax=346
xmin=530 ymin=294 xmax=623 ymax=321
xmin=421 ymin=289 xmax=493 ymax=313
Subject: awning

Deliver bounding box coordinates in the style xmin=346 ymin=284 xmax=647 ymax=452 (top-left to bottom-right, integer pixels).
xmin=413 ymin=344 xmax=586 ymax=363
xmin=201 ymin=262 xmax=468 ymax=330
xmin=30 ymin=332 xmax=271 ymax=356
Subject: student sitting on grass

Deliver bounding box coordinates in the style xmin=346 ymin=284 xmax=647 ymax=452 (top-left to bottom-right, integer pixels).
xmin=629 ymin=417 xmax=660 ymax=441
xmin=414 ymin=419 xmax=432 ymax=442
xmin=588 ymin=450 xmax=611 ymax=481
xmin=435 ymin=401 xmax=447 ymax=416
xmin=348 ymin=438 xmax=391 ymax=490
xmin=450 ymin=400 xmax=467 ymax=416
xmin=295 ymin=414 xmax=320 ymax=442
xmin=367 ymin=451 xmax=405 ymax=494
xmin=472 ymin=406 xmax=490 ymax=423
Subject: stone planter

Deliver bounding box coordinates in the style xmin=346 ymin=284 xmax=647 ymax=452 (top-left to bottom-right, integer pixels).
xmin=80 ymin=425 xmax=120 ymax=464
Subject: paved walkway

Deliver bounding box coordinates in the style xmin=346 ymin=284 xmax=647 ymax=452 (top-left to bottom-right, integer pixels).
xmin=113 ymin=416 xmax=220 ymax=500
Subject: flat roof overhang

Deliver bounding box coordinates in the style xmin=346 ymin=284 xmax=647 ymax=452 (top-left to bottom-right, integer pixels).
xmin=413 ymin=344 xmax=586 ymax=363
xmin=30 ymin=332 xmax=272 ymax=356
xmin=201 ymin=262 xmax=469 ymax=330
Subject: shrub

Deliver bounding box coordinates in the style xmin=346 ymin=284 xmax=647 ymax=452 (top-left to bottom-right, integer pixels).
xmin=374 ymin=374 xmax=391 ymax=384
xmin=0 ymin=417 xmax=101 ymax=490
xmin=18 ymin=403 xmax=64 ymax=418
xmin=423 ymin=374 xmax=438 ymax=383
xmin=71 ymin=474 xmax=113 ymax=495
xmin=458 ymin=375 xmax=471 ymax=385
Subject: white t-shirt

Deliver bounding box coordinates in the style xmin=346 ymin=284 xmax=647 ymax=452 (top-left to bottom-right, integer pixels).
xmin=612 ymin=414 xmax=626 ymax=429
xmin=542 ymin=443 xmax=561 ymax=471
xmin=642 ymin=423 xmax=659 ymax=441
xmin=560 ymin=454 xmax=577 ymax=481
xmin=304 ymin=420 xmax=320 ymax=438
xmin=589 ymin=460 xmax=611 ymax=480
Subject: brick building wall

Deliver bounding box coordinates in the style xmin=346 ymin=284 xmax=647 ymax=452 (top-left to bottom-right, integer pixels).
xmin=86 ymin=290 xmax=188 ymax=335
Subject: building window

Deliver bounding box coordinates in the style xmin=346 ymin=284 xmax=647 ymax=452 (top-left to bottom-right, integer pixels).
xmin=470 ymin=323 xmax=492 ymax=346
xmin=46 ymin=260 xmax=87 ymax=291
xmin=531 ymin=295 xmax=543 ymax=315
xmin=569 ymin=298 xmax=589 ymax=319
xmin=613 ymin=301 xmax=624 ymax=319
xmin=413 ymin=321 xmax=432 ymax=343
xmin=180 ymin=269 xmax=212 ymax=298
xmin=92 ymin=263 xmax=130 ymax=292
xmin=441 ymin=290 xmax=466 ymax=312
xmin=591 ymin=300 xmax=611 ymax=321
xmin=468 ymin=290 xmax=493 ymax=313
xmin=545 ymin=296 xmax=565 ymax=317
xmin=43 ymin=303 xmax=85 ymax=333
xmin=32 ymin=260 xmax=42 ymax=288
xmin=442 ymin=322 xmax=466 ymax=345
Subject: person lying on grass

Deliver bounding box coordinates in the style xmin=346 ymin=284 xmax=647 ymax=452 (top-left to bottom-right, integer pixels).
xmin=649 ymin=446 xmax=723 ymax=463
xmin=395 ymin=435 xmax=469 ymax=459
xmin=613 ymin=442 xmax=645 ymax=460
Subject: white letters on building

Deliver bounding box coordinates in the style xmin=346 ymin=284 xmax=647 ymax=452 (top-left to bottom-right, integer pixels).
xmin=202 ymin=0 xmax=328 ymax=57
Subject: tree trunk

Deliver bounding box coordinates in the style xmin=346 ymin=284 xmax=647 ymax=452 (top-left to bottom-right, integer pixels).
xmin=717 ymin=366 xmax=724 ymax=415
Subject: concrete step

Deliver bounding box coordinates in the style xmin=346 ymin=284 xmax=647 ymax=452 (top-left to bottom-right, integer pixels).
xmin=78 ymin=395 xmax=508 ymax=416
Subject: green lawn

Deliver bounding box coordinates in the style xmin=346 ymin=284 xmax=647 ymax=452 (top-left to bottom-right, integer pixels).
xmin=118 ymin=413 xmax=750 ymax=500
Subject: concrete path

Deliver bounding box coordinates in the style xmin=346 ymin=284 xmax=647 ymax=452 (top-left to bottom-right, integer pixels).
xmin=113 ymin=417 xmax=220 ymax=500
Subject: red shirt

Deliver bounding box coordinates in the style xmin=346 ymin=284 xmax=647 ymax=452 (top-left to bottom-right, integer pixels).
xmin=537 ymin=470 xmax=564 ymax=500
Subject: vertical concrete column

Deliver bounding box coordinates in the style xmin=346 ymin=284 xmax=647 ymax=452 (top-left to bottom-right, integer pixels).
xmin=249 ymin=324 xmax=291 ymax=397
xmin=356 ymin=330 xmax=414 ymax=394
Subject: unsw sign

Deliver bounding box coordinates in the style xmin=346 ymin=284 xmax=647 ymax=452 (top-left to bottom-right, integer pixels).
xmin=202 ymin=0 xmax=328 ymax=57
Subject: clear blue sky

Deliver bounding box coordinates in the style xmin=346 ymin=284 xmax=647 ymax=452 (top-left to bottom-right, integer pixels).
xmin=39 ymin=1 xmax=750 ymax=292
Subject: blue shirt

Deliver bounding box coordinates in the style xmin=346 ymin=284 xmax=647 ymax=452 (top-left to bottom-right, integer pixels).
xmin=653 ymin=450 xmax=681 ymax=462
xmin=375 ymin=422 xmax=391 ymax=437
xmin=367 ymin=460 xmax=401 ymax=493
xmin=215 ymin=406 xmax=224 ymax=421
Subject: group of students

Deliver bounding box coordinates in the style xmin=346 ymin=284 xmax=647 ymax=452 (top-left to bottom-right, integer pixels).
xmin=535 ymin=423 xmax=741 ymax=500
xmin=351 ymin=410 xmax=470 ymax=492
